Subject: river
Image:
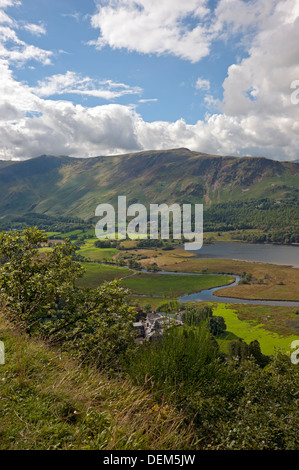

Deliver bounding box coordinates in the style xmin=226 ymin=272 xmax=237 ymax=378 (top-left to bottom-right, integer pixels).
xmin=154 ymin=239 xmax=299 ymax=306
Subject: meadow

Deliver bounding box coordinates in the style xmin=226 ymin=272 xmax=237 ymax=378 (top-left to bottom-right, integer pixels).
xmin=77 ymin=262 xmax=131 ymax=288
xmin=120 ymin=272 xmax=234 ymax=298
xmin=213 ymin=303 xmax=299 ymax=356
xmin=78 ymin=239 xmax=118 ymax=262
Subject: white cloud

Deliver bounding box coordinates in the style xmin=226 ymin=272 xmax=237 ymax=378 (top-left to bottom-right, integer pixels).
xmin=61 ymin=12 xmax=81 ymax=22
xmin=0 ymin=9 xmax=13 ymax=24
xmin=23 ymin=22 xmax=46 ymax=36
xmin=33 ymin=71 xmax=143 ymax=100
xmin=89 ymin=0 xmax=213 ymax=63
xmin=0 ymin=1 xmax=21 ymax=8
xmin=138 ymin=98 xmax=158 ymax=103
xmin=0 ymin=3 xmax=52 ymax=65
xmin=195 ymin=77 xmax=210 ymax=91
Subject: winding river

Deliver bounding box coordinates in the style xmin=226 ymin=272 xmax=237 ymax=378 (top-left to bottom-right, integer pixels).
xmin=152 ymin=240 xmax=299 ymax=308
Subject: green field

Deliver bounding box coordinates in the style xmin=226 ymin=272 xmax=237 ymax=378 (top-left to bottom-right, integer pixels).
xmin=121 ymin=273 xmax=234 ymax=298
xmin=77 ymin=262 xmax=132 ymax=288
xmin=79 ymin=239 xmax=119 ymax=262
xmin=213 ymin=303 xmax=299 ymax=356
xmin=45 ymin=231 xmax=60 ymax=237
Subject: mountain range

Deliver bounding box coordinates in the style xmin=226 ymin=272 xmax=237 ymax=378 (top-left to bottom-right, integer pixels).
xmin=0 ymin=148 xmax=298 ymax=221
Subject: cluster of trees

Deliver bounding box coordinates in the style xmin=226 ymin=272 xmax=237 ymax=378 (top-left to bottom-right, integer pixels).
xmin=228 ymin=338 xmax=270 ymax=368
xmin=0 ymin=213 xmax=92 ymax=237
xmin=127 ymin=320 xmax=299 ymax=449
xmin=203 ymin=198 xmax=299 ymax=240
xmin=239 ymin=230 xmax=299 ymax=245
xmin=94 ymin=239 xmax=118 ymax=248
xmin=181 ymin=305 xmax=227 ymax=338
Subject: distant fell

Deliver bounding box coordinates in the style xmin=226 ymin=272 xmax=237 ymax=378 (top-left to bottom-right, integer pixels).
xmin=0 ymin=148 xmax=298 ymax=220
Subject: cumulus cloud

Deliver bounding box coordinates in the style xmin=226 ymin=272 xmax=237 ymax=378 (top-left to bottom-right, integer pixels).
xmin=89 ymin=0 xmax=213 ymax=63
xmin=0 ymin=62 xmax=141 ymax=159
xmin=0 ymin=0 xmax=298 ymax=161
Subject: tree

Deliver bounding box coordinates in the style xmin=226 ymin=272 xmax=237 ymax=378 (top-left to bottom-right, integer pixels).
xmin=0 ymin=227 xmax=83 ymax=332
xmin=209 ymin=316 xmax=226 ymax=337
xmin=0 ymin=227 xmax=136 ymax=369
xmin=249 ymin=340 xmax=270 ymax=367
xmin=228 ymin=339 xmax=250 ymax=363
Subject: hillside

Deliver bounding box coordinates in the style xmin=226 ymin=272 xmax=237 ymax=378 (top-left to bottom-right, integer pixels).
xmin=0 ymin=311 xmax=195 ymax=450
xmin=0 ymin=148 xmax=298 ymax=221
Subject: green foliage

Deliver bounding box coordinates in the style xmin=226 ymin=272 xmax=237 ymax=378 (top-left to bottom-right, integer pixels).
xmin=0 ymin=315 xmax=195 ymax=450
xmin=127 ymin=322 xmax=220 ymax=397
xmin=43 ymin=280 xmax=137 ymax=369
xmin=227 ymin=338 xmax=269 ymax=367
xmin=204 ymin=199 xmax=299 ymax=240
xmin=136 ymin=239 xmax=163 ymax=248
xmin=0 ymin=227 xmax=83 ymax=332
xmin=0 ymin=212 xmax=91 ymax=235
xmin=181 ymin=305 xmax=227 ymax=337
xmin=0 ymin=228 xmax=136 ymax=369
xmin=94 ymin=239 xmax=118 ymax=249
xmin=127 ymin=323 xmax=299 ymax=449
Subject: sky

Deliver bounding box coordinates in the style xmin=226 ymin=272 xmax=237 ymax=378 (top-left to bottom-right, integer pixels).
xmin=0 ymin=0 xmax=298 ymax=161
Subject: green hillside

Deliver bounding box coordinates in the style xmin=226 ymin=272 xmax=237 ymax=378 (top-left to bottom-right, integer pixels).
xmin=0 ymin=149 xmax=298 ymax=232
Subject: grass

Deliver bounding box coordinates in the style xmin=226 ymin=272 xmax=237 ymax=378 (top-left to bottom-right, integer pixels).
xmin=0 ymin=312 xmax=196 ymax=450
xmin=77 ymin=263 xmax=132 ymax=289
xmin=121 ymin=273 xmax=234 ymax=298
xmin=130 ymin=295 xmax=169 ymax=310
xmin=46 ymin=232 xmax=60 ymax=237
xmin=203 ymin=229 xmax=267 ymax=243
xmin=59 ymin=230 xmax=84 ymax=239
xmin=78 ymin=239 xmax=119 ymax=262
xmin=228 ymin=303 xmax=299 ymax=337
xmin=212 ymin=303 xmax=299 ymax=356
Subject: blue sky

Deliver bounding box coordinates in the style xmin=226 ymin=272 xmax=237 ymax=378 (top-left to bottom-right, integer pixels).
xmin=0 ymin=0 xmax=298 ymax=160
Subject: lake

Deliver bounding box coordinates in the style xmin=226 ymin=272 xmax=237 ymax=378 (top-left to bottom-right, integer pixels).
xmin=187 ymin=241 xmax=299 ymax=269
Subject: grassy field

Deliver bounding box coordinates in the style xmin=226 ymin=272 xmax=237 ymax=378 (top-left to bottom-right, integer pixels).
xmin=212 ymin=303 xmax=299 ymax=356
xmin=79 ymin=239 xmax=119 ymax=262
xmin=203 ymin=229 xmax=265 ymax=243
xmin=77 ymin=263 xmax=131 ymax=288
xmin=45 ymin=231 xmax=60 ymax=237
xmin=121 ymin=272 xmax=234 ymax=298
xmin=130 ymin=295 xmax=170 ymax=310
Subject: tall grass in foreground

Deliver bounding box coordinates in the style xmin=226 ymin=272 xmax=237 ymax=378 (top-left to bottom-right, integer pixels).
xmin=126 ymin=321 xmax=299 ymax=450
xmin=127 ymin=321 xmax=220 ymax=398
xmin=0 ymin=312 xmax=197 ymax=450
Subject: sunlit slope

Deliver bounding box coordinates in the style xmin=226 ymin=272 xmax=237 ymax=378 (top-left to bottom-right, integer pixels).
xmin=0 ymin=148 xmax=298 ymax=220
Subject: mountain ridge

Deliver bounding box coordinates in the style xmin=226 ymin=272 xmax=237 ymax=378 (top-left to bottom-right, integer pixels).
xmin=0 ymin=148 xmax=298 ymax=221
